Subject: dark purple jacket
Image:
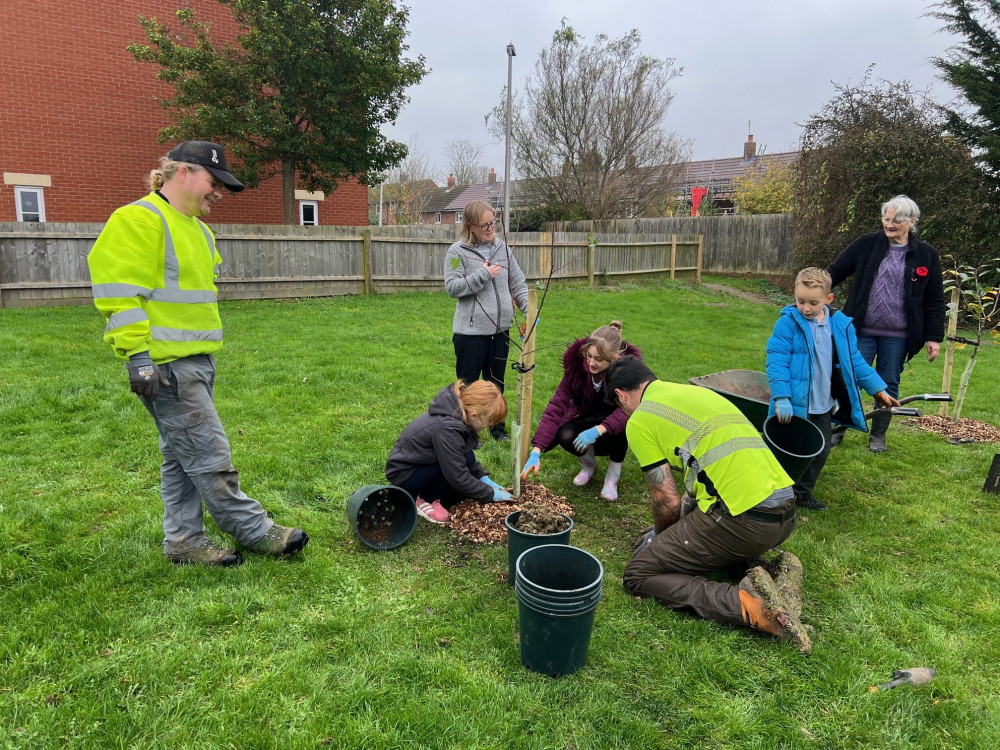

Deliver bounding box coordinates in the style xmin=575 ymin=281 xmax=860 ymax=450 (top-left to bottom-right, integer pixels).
xmin=531 ymin=337 xmax=642 ymax=451
xmin=827 ymin=231 xmax=945 ymax=361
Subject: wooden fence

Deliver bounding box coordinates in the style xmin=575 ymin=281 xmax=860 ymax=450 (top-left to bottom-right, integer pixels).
xmin=555 ymin=214 xmax=792 ymax=276
xmin=0 ymin=222 xmax=705 ymax=308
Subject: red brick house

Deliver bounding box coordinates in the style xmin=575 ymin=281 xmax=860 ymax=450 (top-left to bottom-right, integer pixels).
xmin=0 ymin=0 xmax=368 ymax=226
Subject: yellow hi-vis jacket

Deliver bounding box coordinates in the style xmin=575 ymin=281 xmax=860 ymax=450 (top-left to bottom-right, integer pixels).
xmin=626 ymin=381 xmax=792 ymax=515
xmin=88 ymin=192 xmax=224 ymax=364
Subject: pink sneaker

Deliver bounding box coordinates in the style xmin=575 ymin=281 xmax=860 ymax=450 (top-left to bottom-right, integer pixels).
xmin=415 ymin=498 xmax=450 ymax=524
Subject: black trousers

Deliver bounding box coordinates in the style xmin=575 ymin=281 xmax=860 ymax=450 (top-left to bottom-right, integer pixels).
xmin=453 ymin=332 xmax=510 ymax=395
xmin=397 ymin=451 xmax=477 ymax=509
xmin=794 ymin=409 xmax=833 ymax=501
xmin=553 ymin=416 xmax=628 ymax=462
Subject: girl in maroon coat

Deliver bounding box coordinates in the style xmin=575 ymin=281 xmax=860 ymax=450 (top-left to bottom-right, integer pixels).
xmin=519 ymin=321 xmax=641 ymax=500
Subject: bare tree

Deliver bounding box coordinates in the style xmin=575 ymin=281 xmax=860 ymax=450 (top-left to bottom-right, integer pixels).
xmin=444 ymin=139 xmax=491 ymax=185
xmin=489 ymin=21 xmax=689 ymax=220
xmin=369 ymin=143 xmax=438 ymax=225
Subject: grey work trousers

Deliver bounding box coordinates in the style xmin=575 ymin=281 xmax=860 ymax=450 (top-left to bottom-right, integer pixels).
xmin=623 ymin=502 xmax=796 ymax=627
xmin=139 ymin=354 xmax=272 ymax=554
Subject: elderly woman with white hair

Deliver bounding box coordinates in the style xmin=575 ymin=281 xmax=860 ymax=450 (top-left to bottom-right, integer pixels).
xmin=826 ymin=195 xmax=945 ymax=452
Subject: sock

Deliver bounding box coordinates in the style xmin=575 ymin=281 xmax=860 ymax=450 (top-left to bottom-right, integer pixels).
xmin=601 ymin=461 xmax=623 ymax=500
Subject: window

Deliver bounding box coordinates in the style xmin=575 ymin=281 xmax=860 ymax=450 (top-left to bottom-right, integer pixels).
xmin=299 ymin=200 xmax=318 ymax=226
xmin=14 ymin=186 xmax=45 ymax=222
xmin=454 ymin=210 xmax=463 ymax=224
xmin=435 ymin=212 xmax=441 ymax=224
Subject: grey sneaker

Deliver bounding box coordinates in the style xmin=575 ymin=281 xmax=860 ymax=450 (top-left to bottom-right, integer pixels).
xmin=246 ymin=524 xmax=309 ymax=557
xmin=829 ymin=427 xmax=845 ymax=447
xmin=166 ymin=541 xmax=242 ymax=567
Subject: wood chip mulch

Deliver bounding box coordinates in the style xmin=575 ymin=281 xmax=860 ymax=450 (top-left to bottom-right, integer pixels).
xmin=902 ymin=415 xmax=1000 ymax=443
xmin=447 ymin=482 xmax=575 ymax=544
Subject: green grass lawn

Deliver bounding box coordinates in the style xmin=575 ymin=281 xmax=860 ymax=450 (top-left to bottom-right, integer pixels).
xmin=2 ymin=277 xmax=999 ymax=749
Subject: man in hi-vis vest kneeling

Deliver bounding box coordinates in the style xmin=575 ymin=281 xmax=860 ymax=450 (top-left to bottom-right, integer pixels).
xmin=88 ymin=141 xmax=308 ymax=567
xmin=605 ymin=356 xmax=810 ymax=652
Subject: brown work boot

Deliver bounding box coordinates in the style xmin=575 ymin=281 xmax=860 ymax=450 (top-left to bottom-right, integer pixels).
xmin=166 ymin=540 xmax=242 ymax=567
xmin=739 ymin=567 xmax=813 ymax=653
xmin=245 ymin=524 xmax=309 ymax=557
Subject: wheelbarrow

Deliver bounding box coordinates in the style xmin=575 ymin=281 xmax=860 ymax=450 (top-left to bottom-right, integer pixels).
xmin=690 ymin=369 xmax=952 ymax=480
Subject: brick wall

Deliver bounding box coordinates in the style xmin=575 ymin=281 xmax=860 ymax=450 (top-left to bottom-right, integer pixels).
xmin=0 ymin=0 xmax=367 ymax=226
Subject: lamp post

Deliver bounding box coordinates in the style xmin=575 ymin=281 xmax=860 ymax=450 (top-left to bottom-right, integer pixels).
xmin=504 ymin=42 xmax=516 ymax=236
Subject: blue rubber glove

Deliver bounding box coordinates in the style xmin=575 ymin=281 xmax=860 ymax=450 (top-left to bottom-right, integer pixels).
xmin=775 ymin=398 xmax=794 ymax=424
xmin=520 ymin=451 xmax=540 ymax=479
xmin=480 ymin=476 xmax=503 ymax=490
xmin=573 ymin=426 xmax=602 ymax=452
xmin=491 ymin=486 xmax=513 ymax=502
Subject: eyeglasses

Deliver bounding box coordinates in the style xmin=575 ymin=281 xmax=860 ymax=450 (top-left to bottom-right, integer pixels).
xmin=477 ymin=220 xmax=497 ymax=230
xmin=882 ymin=216 xmax=912 ymax=226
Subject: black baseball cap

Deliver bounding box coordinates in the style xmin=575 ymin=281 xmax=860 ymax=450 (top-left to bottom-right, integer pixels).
xmin=167 ymin=140 xmax=245 ymax=192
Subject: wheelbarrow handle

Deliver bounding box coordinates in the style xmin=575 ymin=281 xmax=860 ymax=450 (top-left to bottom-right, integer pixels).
xmin=864 ymin=406 xmax=922 ymax=419
xmin=896 ymin=393 xmax=953 ymax=405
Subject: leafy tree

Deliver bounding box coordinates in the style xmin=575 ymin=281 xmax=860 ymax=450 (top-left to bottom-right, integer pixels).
xmin=732 ymin=157 xmax=796 ymax=214
xmin=930 ymin=0 xmax=1000 ymax=201
xmin=444 ymin=139 xmax=490 ymax=186
xmin=488 ymin=21 xmax=689 ymax=220
xmin=129 ymin=0 xmax=427 ymax=224
xmin=793 ymin=71 xmax=988 ymax=270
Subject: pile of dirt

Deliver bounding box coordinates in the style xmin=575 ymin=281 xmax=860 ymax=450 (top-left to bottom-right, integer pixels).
xmin=903 ymin=415 xmax=1000 ymax=443
xmin=513 ymin=502 xmax=571 ymax=534
xmin=448 ymin=482 xmax=574 ymax=544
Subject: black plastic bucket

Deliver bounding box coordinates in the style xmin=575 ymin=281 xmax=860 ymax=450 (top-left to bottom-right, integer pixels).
xmin=505 ymin=511 xmax=574 ymax=585
xmin=514 ymin=544 xmax=603 ymax=677
xmin=762 ymin=415 xmax=825 ymax=483
xmin=347 ymin=485 xmax=417 ymax=550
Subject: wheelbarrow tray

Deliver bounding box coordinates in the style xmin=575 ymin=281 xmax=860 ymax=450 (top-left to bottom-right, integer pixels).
xmin=688 ymin=369 xmax=771 ymax=431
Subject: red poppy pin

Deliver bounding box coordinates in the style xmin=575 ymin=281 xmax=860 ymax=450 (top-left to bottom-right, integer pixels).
xmin=915 ymin=266 xmax=928 ymax=277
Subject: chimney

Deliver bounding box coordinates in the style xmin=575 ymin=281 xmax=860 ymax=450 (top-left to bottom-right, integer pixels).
xmin=744 ymin=134 xmax=756 ymax=160
xmin=447 ymin=173 xmax=455 ymax=188
xmin=488 ymin=168 xmax=496 ymax=184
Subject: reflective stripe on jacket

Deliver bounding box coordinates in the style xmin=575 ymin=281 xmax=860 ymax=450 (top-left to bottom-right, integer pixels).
xmin=626 ymin=381 xmax=792 ymax=515
xmin=88 ymin=192 xmax=224 ymax=363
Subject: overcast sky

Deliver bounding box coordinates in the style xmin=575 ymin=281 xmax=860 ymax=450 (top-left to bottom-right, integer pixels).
xmin=382 ymin=0 xmax=961 ymax=182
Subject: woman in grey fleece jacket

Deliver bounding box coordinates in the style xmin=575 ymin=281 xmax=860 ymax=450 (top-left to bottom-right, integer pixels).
xmin=444 ymin=200 xmax=528 ymax=441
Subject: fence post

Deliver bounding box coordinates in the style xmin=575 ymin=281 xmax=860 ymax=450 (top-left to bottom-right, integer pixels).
xmin=539 ymin=232 xmax=553 ymax=280
xmin=670 ymin=234 xmax=677 ymax=279
xmin=696 ymin=234 xmax=704 ymax=285
xmin=361 ymin=228 xmax=373 ymax=295
xmin=940 ymin=286 xmax=960 ymax=417
xmin=587 ymin=241 xmax=595 ymax=287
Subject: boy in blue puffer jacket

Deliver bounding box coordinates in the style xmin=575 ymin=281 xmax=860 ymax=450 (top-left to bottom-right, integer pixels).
xmin=766 ymin=268 xmax=899 ymax=511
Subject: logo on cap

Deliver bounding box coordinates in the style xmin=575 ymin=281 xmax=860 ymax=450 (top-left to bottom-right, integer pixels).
xmin=211 ymin=149 xmax=219 ymax=164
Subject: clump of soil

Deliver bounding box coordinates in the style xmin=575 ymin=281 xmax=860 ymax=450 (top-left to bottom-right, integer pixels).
xmin=448 ymin=482 xmax=574 ymax=544
xmin=903 ymin=415 xmax=1000 ymax=443
xmin=514 ymin=502 xmax=570 ymax=534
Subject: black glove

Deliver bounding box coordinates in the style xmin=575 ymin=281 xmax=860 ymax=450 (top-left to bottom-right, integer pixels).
xmin=128 ymin=351 xmax=160 ymax=399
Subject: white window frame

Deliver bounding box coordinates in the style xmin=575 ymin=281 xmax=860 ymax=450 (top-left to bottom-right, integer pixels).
xmin=454 ymin=210 xmax=463 ymax=224
xmin=435 ymin=212 xmax=442 ymax=224
xmin=14 ymin=186 xmax=45 ymax=222
xmin=299 ymin=200 xmax=318 ymax=226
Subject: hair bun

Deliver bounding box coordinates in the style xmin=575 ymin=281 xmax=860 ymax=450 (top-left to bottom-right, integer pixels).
xmin=609 ymin=320 xmax=622 ymax=331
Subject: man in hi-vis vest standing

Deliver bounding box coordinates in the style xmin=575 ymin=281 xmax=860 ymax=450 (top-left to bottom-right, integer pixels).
xmin=605 ymin=356 xmax=810 ymax=651
xmin=88 ymin=141 xmax=308 ymax=567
